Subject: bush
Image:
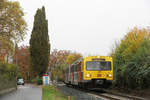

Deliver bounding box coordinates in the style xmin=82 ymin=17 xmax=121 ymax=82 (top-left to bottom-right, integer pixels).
xmin=112 ymin=28 xmax=150 ymax=89
xmin=0 ymin=63 xmax=17 ymax=91
xmin=37 ymin=79 xmax=43 ymax=85
xmin=31 ymin=76 xmax=43 ymax=85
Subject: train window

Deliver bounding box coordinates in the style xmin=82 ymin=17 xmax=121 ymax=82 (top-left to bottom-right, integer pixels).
xmin=86 ymin=61 xmax=111 ymax=70
xmin=75 ymin=65 xmax=77 ymax=72
xmin=76 ymin=64 xmax=79 ymax=72
xmin=74 ymin=65 xmax=76 ymax=72
xmin=77 ymin=62 xmax=81 ymax=71
xmin=76 ymin=66 xmax=78 ymax=71
xmin=81 ymin=61 xmax=84 ymax=71
xmin=67 ymin=67 xmax=69 ymax=73
xmin=71 ymin=66 xmax=73 ymax=72
xmin=101 ymin=62 xmax=111 ymax=70
xmin=77 ymin=65 xmax=79 ymax=71
xmin=71 ymin=65 xmax=74 ymax=72
xmin=79 ymin=66 xmax=81 ymax=71
xmin=70 ymin=66 xmax=72 ymax=72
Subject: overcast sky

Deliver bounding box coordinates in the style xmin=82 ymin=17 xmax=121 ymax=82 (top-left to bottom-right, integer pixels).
xmin=13 ymin=0 xmax=150 ymax=56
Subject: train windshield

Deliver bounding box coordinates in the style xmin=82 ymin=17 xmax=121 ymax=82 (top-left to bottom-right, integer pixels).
xmin=86 ymin=61 xmax=111 ymax=70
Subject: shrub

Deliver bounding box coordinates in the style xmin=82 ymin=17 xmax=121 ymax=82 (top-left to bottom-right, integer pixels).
xmin=31 ymin=76 xmax=43 ymax=85
xmin=112 ymin=27 xmax=150 ymax=89
xmin=0 ymin=63 xmax=17 ymax=91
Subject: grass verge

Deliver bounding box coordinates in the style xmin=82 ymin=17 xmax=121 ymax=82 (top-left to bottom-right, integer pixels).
xmin=42 ymin=85 xmax=67 ymax=100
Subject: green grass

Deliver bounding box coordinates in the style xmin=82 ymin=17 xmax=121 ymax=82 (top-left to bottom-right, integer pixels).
xmin=42 ymin=85 xmax=67 ymax=100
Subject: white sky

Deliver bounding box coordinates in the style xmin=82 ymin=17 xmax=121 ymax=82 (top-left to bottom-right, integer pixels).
xmin=12 ymin=0 xmax=150 ymax=56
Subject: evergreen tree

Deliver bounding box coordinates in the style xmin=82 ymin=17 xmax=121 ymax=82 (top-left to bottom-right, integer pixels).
xmin=29 ymin=6 xmax=50 ymax=77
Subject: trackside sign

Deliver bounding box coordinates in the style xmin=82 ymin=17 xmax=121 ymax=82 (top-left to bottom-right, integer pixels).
xmin=43 ymin=74 xmax=49 ymax=85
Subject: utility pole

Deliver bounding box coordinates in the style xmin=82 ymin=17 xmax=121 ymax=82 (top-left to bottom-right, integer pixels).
xmin=15 ymin=43 xmax=18 ymax=89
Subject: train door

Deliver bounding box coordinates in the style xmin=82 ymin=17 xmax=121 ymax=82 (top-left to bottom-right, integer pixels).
xmin=71 ymin=65 xmax=74 ymax=84
xmin=73 ymin=63 xmax=78 ymax=85
xmin=68 ymin=65 xmax=71 ymax=84
xmin=78 ymin=61 xmax=82 ymax=83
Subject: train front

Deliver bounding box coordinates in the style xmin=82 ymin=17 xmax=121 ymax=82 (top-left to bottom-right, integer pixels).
xmin=83 ymin=56 xmax=113 ymax=88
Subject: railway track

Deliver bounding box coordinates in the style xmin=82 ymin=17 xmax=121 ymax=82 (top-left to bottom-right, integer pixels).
xmin=88 ymin=92 xmax=130 ymax=100
xmin=102 ymin=89 xmax=147 ymax=100
xmin=73 ymin=86 xmax=147 ymax=100
xmin=88 ymin=92 xmax=140 ymax=100
xmin=87 ymin=88 xmax=147 ymax=100
xmin=56 ymin=83 xmax=148 ymax=100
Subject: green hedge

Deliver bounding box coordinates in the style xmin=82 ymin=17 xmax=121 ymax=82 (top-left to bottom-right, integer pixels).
xmin=31 ymin=76 xmax=43 ymax=85
xmin=0 ymin=63 xmax=17 ymax=91
xmin=113 ymin=37 xmax=150 ymax=89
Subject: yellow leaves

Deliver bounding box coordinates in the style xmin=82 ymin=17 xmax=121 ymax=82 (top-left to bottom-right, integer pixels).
xmin=118 ymin=27 xmax=150 ymax=62
xmin=66 ymin=53 xmax=82 ymax=65
xmin=0 ymin=0 xmax=27 ymax=43
xmin=0 ymin=36 xmax=14 ymax=55
xmin=124 ymin=27 xmax=149 ymax=47
xmin=50 ymin=50 xmax=82 ymax=80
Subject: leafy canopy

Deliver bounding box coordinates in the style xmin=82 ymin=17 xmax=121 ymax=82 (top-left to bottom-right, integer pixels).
xmin=112 ymin=27 xmax=150 ymax=89
xmin=0 ymin=0 xmax=27 ymax=43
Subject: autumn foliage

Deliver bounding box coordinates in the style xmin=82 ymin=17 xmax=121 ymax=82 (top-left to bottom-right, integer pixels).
xmin=0 ymin=0 xmax=27 ymax=43
xmin=50 ymin=49 xmax=82 ymax=81
xmin=13 ymin=46 xmax=30 ymax=81
xmin=111 ymin=27 xmax=150 ymax=89
xmin=0 ymin=0 xmax=27 ymax=88
xmin=66 ymin=53 xmax=82 ymax=65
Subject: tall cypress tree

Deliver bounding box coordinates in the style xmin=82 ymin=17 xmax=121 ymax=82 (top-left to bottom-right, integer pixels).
xmin=29 ymin=6 xmax=50 ymax=77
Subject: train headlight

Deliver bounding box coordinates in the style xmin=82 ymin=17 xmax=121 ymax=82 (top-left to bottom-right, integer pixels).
xmin=108 ymin=74 xmax=112 ymax=77
xmin=86 ymin=73 xmax=91 ymax=78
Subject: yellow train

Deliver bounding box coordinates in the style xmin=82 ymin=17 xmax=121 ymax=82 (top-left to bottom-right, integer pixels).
xmin=64 ymin=56 xmax=113 ymax=88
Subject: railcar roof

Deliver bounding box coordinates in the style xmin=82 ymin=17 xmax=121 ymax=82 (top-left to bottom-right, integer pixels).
xmin=84 ymin=56 xmax=112 ymax=59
